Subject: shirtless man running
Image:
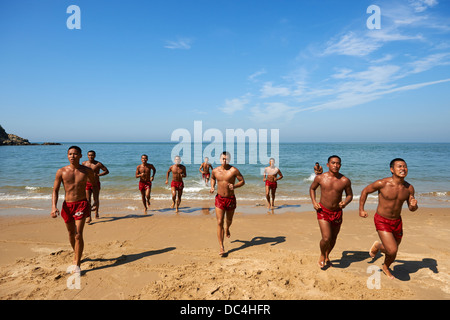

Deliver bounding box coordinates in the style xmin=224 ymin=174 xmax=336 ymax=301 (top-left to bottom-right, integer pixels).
xmin=165 ymin=155 xmax=186 ymax=213
xmin=263 ymin=158 xmax=283 ymax=209
xmin=359 ymin=158 xmax=418 ymax=279
xmin=51 ymin=146 xmax=98 ymax=274
xmin=82 ymin=150 xmax=109 ymax=222
xmin=309 ymin=155 xmax=353 ymax=269
xmin=210 ymin=151 xmax=245 ymax=256
xmin=136 ymin=154 xmax=156 ymax=214
xmin=199 ymin=157 xmax=213 ymax=186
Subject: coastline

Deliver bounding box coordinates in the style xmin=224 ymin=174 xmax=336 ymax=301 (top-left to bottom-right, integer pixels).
xmin=0 ymin=200 xmax=448 ymax=300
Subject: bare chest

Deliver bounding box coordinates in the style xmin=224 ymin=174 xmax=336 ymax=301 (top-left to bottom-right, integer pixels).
xmin=380 ymin=185 xmax=410 ymax=202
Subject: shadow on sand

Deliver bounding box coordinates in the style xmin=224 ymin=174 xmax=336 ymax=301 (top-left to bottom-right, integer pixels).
xmin=87 ymin=213 xmax=153 ymax=225
xmin=82 ymin=247 xmax=176 ymax=274
xmin=221 ymin=236 xmax=286 ymax=257
xmin=331 ymin=250 xmax=438 ymax=281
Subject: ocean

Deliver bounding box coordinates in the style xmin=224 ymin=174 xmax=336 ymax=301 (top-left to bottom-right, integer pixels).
xmin=0 ymin=142 xmax=449 ymax=215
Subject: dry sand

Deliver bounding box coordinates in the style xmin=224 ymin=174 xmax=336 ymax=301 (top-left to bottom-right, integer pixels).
xmin=0 ymin=200 xmax=449 ymax=300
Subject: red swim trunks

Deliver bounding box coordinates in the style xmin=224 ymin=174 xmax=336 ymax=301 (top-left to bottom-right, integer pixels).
xmin=171 ymin=180 xmax=184 ymax=191
xmin=316 ymin=203 xmax=343 ymax=226
xmin=86 ymin=181 xmax=101 ymax=191
xmin=374 ymin=213 xmax=403 ymax=240
xmin=202 ymin=173 xmax=210 ymax=179
xmin=61 ymin=199 xmax=90 ymax=223
xmin=215 ymin=194 xmax=237 ymax=211
xmin=139 ymin=181 xmax=152 ymax=191
xmin=265 ymin=180 xmax=277 ymax=190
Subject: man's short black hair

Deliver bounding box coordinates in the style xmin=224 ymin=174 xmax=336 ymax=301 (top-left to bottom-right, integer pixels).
xmin=88 ymin=150 xmax=96 ymax=155
xmin=68 ymin=146 xmax=82 ymax=153
xmin=327 ymin=155 xmax=341 ymax=163
xmin=390 ymin=158 xmax=406 ymax=168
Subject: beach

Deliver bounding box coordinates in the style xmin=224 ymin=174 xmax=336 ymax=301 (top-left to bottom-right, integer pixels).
xmin=0 ymin=199 xmax=448 ymax=300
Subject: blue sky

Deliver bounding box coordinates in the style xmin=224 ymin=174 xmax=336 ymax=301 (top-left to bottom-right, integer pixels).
xmin=1 ymin=0 xmax=449 ymax=142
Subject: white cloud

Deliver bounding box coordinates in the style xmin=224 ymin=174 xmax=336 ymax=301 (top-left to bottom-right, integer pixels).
xmin=409 ymin=0 xmax=438 ymax=12
xmin=220 ymin=0 xmax=450 ymax=123
xmin=371 ymin=54 xmax=394 ymax=63
xmin=323 ymin=32 xmax=383 ymax=57
xmin=164 ymin=38 xmax=192 ymax=50
xmin=260 ymin=82 xmax=291 ymax=98
xmin=248 ymin=69 xmax=267 ymax=81
xmin=323 ymin=28 xmax=423 ymax=58
xmin=219 ymin=95 xmax=250 ymax=115
xmin=305 ymin=77 xmax=450 ymax=112
xmin=408 ymin=52 xmax=450 ymax=74
xmin=250 ymin=102 xmax=300 ymax=123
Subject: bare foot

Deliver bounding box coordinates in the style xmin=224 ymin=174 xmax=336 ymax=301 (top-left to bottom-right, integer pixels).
xmin=66 ymin=264 xmax=81 ymax=274
xmin=370 ymin=241 xmax=380 ymax=258
xmin=318 ymin=256 xmax=326 ymax=269
xmin=382 ymin=264 xmax=395 ymax=280
xmin=225 ymin=228 xmax=231 ymax=238
xmin=219 ymin=246 xmax=225 ymax=257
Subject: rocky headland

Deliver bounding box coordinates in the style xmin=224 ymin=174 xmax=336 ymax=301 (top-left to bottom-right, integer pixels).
xmin=0 ymin=125 xmax=60 ymax=146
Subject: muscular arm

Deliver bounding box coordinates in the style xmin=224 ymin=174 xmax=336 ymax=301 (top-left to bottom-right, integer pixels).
xmin=165 ymin=166 xmax=172 ymax=184
xmin=210 ymin=170 xmax=216 ymax=193
xmin=51 ymin=169 xmax=63 ymax=218
xmin=340 ymin=179 xmax=353 ymax=209
xmin=136 ymin=166 xmax=142 ymax=179
xmin=359 ymin=180 xmax=383 ymax=218
xmin=277 ymin=169 xmax=283 ymax=181
xmin=150 ymin=164 xmax=156 ymax=181
xmin=231 ymin=169 xmax=245 ymax=189
xmin=309 ymin=176 xmax=321 ymax=210
xmin=98 ymin=163 xmax=109 ymax=177
xmin=407 ymin=185 xmax=419 ymax=212
xmin=87 ymin=168 xmax=99 ymax=210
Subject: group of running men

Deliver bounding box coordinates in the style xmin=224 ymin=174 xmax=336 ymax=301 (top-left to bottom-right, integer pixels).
xmin=51 ymin=146 xmax=417 ymax=279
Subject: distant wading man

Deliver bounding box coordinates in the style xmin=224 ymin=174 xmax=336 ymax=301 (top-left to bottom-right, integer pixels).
xmin=314 ymin=162 xmax=323 ymax=175
xmin=51 ymin=146 xmax=98 ymax=274
xmin=359 ymin=158 xmax=418 ymax=279
xmin=136 ymin=154 xmax=156 ymax=214
xmin=309 ymin=155 xmax=353 ymax=269
xmin=210 ymin=151 xmax=245 ymax=256
xmin=82 ymin=150 xmax=109 ymax=222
